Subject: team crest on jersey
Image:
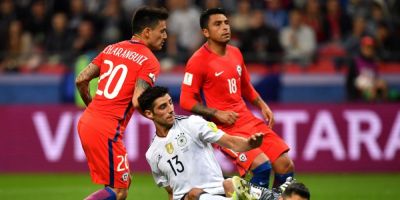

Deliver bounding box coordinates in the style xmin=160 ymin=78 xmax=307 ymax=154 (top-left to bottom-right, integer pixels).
xmin=148 ymin=72 xmax=156 ymax=83
xmin=165 ymin=143 xmax=174 ymax=154
xmin=236 ymin=65 xmax=242 ymax=76
xmin=121 ymin=172 xmax=129 ymax=182
xmin=175 ymin=133 xmax=187 ymax=147
xmin=207 ymin=122 xmax=218 ymax=132
xmin=239 ymin=153 xmax=247 ymax=162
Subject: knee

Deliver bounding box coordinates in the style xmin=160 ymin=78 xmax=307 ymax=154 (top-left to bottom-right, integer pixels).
xmin=114 ymin=189 xmax=128 ymax=200
xmin=273 ymin=154 xmax=294 ymax=174
xmin=187 ymin=188 xmax=204 ymax=200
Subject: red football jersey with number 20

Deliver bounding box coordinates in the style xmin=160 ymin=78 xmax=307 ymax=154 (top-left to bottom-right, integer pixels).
xmin=82 ymin=39 xmax=160 ymax=138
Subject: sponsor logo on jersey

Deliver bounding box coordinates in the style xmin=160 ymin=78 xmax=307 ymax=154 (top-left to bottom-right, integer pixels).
xmin=183 ymin=72 xmax=193 ymax=86
xmin=239 ymin=153 xmax=247 ymax=162
xmin=207 ymin=122 xmax=218 ymax=132
xmin=165 ymin=143 xmax=174 ymax=154
xmin=236 ymin=65 xmax=242 ymax=76
xmin=121 ymin=172 xmax=129 ymax=182
xmin=215 ymin=71 xmax=224 ymax=76
xmin=176 ymin=133 xmax=187 ymax=147
xmin=148 ymin=72 xmax=156 ymax=83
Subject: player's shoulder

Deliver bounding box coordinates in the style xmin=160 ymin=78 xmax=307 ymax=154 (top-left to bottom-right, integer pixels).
xmin=187 ymin=45 xmax=209 ymax=64
xmin=227 ymin=44 xmax=242 ymax=54
xmin=146 ymin=136 xmax=159 ymax=160
xmin=174 ymin=115 xmax=205 ymax=125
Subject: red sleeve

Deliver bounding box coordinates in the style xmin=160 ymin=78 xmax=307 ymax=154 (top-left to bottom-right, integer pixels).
xmin=91 ymin=50 xmax=104 ymax=67
xmin=137 ymin=56 xmax=160 ymax=86
xmin=241 ymin=64 xmax=259 ymax=103
xmin=180 ymin=57 xmax=205 ymax=111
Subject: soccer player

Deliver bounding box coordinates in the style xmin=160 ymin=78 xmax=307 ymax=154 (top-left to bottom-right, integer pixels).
xmin=279 ymin=182 xmax=310 ymax=200
xmin=139 ymin=86 xmax=263 ymax=200
xmin=180 ymin=8 xmax=295 ymax=189
xmin=75 ymin=7 xmax=168 ymax=200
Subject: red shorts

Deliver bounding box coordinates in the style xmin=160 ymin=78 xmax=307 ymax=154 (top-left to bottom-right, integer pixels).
xmin=219 ymin=120 xmax=289 ymax=176
xmin=78 ymin=116 xmax=131 ymax=189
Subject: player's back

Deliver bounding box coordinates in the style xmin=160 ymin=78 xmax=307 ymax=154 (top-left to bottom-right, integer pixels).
xmin=81 ymin=40 xmax=160 ymax=138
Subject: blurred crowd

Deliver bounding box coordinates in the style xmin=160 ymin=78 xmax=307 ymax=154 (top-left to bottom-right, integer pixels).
xmin=1 ymin=0 xmax=400 ymax=74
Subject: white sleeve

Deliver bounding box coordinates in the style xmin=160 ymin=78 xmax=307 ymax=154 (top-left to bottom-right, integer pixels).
xmin=146 ymin=151 xmax=169 ymax=188
xmin=187 ymin=115 xmax=224 ymax=143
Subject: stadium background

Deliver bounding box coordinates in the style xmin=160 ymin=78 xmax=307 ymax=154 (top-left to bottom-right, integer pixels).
xmin=1 ymin=0 xmax=400 ymax=199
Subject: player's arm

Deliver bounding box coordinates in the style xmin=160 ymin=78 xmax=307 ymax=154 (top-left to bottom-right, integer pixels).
xmin=132 ymin=78 xmax=151 ymax=112
xmin=75 ymin=63 xmax=100 ymax=106
xmin=215 ymin=132 xmax=263 ymax=152
xmin=241 ymin=65 xmax=275 ymax=128
xmin=164 ymin=186 xmax=173 ymax=200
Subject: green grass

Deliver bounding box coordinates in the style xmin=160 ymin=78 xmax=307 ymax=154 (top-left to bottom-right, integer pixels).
xmin=0 ymin=173 xmax=399 ymax=199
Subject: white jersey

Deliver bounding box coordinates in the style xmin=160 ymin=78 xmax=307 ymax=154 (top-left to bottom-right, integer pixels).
xmin=146 ymin=115 xmax=226 ymax=200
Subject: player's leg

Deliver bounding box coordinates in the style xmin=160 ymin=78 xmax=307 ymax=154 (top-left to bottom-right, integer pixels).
xmin=78 ymin=122 xmax=131 ymax=200
xmin=218 ymin=146 xmax=272 ymax=189
xmin=184 ymin=188 xmax=232 ymax=200
xmin=256 ymin=125 xmax=295 ymax=188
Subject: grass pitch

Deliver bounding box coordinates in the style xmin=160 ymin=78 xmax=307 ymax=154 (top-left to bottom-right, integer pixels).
xmin=0 ymin=173 xmax=399 ymax=200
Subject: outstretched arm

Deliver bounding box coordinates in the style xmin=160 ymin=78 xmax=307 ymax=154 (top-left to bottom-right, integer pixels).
xmin=180 ymin=90 xmax=238 ymax=125
xmin=75 ymin=63 xmax=100 ymax=106
xmin=215 ymin=132 xmax=263 ymax=152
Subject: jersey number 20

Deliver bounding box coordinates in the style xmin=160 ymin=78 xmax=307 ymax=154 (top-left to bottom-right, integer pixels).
xmin=96 ymin=60 xmax=128 ymax=99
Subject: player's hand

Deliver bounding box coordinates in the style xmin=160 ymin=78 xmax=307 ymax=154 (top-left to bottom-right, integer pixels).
xmin=261 ymin=105 xmax=274 ymax=128
xmin=248 ymin=132 xmax=264 ymax=148
xmin=215 ymin=110 xmax=238 ymax=125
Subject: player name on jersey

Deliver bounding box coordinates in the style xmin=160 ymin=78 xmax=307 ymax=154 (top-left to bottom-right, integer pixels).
xmin=102 ymin=45 xmax=148 ymax=65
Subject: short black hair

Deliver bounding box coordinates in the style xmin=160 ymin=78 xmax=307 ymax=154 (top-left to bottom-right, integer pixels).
xmin=131 ymin=6 xmax=169 ymax=35
xmin=282 ymin=182 xmax=310 ymax=199
xmin=200 ymin=7 xmax=227 ymax=29
xmin=138 ymin=86 xmax=169 ymax=112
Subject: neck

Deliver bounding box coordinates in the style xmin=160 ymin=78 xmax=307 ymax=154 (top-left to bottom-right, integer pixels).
xmin=155 ymin=123 xmax=172 ymax=137
xmin=131 ymin=35 xmax=147 ymax=44
xmin=207 ymin=40 xmax=227 ymax=56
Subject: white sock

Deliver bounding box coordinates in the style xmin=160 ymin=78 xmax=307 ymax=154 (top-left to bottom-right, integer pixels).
xmin=198 ymin=193 xmax=231 ymax=200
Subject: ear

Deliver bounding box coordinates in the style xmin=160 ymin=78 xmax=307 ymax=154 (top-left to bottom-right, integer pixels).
xmin=143 ymin=27 xmax=152 ymax=39
xmin=202 ymin=28 xmax=210 ymax=38
xmin=143 ymin=109 xmax=153 ymax=119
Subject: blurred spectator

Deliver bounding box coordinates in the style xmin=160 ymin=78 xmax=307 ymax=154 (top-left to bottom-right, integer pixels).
xmin=0 ymin=0 xmax=18 ymax=54
xmin=343 ymin=16 xmax=368 ymax=56
xmin=45 ymin=12 xmax=73 ymax=65
xmin=68 ymin=0 xmax=89 ymax=33
xmin=0 ymin=20 xmax=33 ymax=72
xmin=203 ymin=0 xmax=221 ymax=9
xmin=374 ymin=22 xmax=400 ymax=61
xmin=99 ymin=0 xmax=130 ymax=46
xmin=230 ymin=0 xmax=252 ymax=34
xmin=366 ymin=1 xmax=392 ymax=36
xmin=166 ymin=0 xmax=202 ymax=63
xmin=263 ymin=0 xmax=288 ymax=31
xmin=303 ymin=0 xmax=329 ymax=44
xmin=72 ymin=19 xmax=98 ymax=58
xmin=23 ymin=0 xmax=49 ymax=49
xmin=240 ymin=10 xmax=283 ymax=64
xmin=346 ymin=0 xmax=370 ymax=18
xmin=347 ymin=36 xmax=388 ymax=101
xmin=325 ymin=0 xmax=351 ymax=42
xmin=280 ymin=9 xmax=316 ymax=67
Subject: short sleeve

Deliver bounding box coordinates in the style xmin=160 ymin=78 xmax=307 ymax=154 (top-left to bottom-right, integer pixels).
xmin=187 ymin=115 xmax=224 ymax=143
xmin=146 ymin=151 xmax=169 ymax=188
xmin=91 ymin=51 xmax=104 ymax=67
xmin=137 ymin=57 xmax=160 ymax=86
xmin=181 ymin=57 xmax=205 ymax=94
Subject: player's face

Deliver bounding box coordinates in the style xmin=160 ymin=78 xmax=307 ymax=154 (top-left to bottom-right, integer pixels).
xmin=147 ymin=20 xmax=168 ymax=50
xmin=203 ymin=14 xmax=231 ymax=44
xmin=150 ymin=94 xmax=175 ymax=127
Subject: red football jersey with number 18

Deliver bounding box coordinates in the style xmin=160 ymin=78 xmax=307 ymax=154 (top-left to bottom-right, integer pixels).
xmin=81 ymin=39 xmax=160 ymax=139
xmin=181 ymin=44 xmax=260 ymax=127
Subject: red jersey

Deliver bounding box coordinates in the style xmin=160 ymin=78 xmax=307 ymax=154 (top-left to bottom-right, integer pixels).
xmin=81 ymin=39 xmax=160 ymax=139
xmin=180 ymin=44 xmax=259 ymax=127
